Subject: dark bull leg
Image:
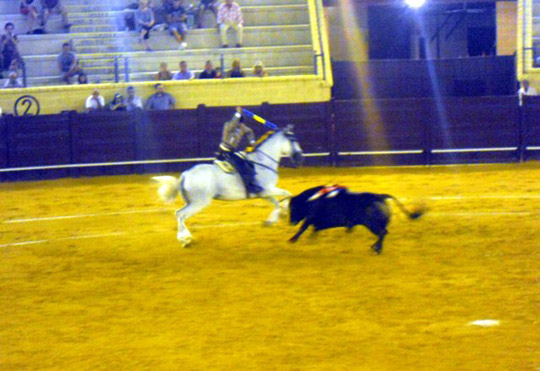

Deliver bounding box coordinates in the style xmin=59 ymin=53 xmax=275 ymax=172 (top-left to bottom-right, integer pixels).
xmin=289 ymin=219 xmax=312 ymax=243
xmin=371 ymin=229 xmax=388 ymax=254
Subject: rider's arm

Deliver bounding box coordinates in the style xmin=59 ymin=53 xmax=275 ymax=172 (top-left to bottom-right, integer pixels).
xmin=220 ymin=122 xmax=233 ymax=150
xmin=241 ymin=124 xmax=256 ymax=145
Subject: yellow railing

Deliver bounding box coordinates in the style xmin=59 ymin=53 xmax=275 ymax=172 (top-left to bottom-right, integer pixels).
xmin=307 ymin=0 xmax=333 ymax=87
xmin=517 ymin=0 xmax=538 ymax=81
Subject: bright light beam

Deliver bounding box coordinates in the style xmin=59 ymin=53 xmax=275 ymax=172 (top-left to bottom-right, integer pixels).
xmin=405 ymin=0 xmax=426 ymax=9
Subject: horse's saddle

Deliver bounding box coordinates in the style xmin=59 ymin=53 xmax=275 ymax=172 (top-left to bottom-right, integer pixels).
xmin=214 ymin=151 xmax=247 ymax=174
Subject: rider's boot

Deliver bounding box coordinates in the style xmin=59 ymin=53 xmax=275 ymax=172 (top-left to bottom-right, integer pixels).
xmin=247 ymin=183 xmax=264 ymax=196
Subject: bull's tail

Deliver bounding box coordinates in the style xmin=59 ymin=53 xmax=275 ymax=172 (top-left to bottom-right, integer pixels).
xmin=381 ymin=194 xmax=425 ymax=220
xmin=152 ymin=175 xmax=180 ymax=203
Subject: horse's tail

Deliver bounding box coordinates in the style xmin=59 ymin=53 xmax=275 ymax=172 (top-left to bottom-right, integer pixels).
xmin=152 ymin=175 xmax=181 ymax=203
xmin=381 ymin=194 xmax=426 ymax=220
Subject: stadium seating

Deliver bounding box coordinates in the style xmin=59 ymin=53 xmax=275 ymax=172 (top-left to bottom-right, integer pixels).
xmin=0 ymin=0 xmax=313 ymax=87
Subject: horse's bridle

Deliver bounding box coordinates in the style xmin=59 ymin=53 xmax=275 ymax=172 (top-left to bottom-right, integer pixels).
xmin=248 ymin=131 xmax=301 ymax=173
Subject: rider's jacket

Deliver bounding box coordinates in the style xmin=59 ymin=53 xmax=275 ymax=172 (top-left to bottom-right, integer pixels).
xmin=219 ymin=112 xmax=255 ymax=153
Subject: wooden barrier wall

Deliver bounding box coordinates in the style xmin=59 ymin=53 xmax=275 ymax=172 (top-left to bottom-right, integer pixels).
xmin=0 ymin=96 xmax=538 ymax=182
xmin=332 ymin=57 xmax=516 ymax=100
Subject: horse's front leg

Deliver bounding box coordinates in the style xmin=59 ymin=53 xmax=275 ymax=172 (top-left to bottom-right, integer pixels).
xmin=262 ymin=187 xmax=292 ymax=225
xmin=263 ymin=196 xmax=281 ymax=225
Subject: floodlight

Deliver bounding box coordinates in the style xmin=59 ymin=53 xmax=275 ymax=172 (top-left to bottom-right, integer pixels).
xmin=405 ymin=0 xmax=426 ymax=8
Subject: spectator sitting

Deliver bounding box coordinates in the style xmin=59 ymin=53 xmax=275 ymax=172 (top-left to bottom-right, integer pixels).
xmin=120 ymin=2 xmax=139 ymax=31
xmin=40 ymin=0 xmax=71 ymax=32
xmin=215 ymin=66 xmax=223 ymax=78
xmin=2 ymin=23 xmax=23 ymax=73
xmin=9 ymin=59 xmax=23 ymax=77
xmin=199 ymin=60 xmax=217 ymax=79
xmin=165 ymin=0 xmax=188 ymax=49
xmin=78 ymin=73 xmax=89 ymax=84
xmin=20 ymin=0 xmax=39 ymax=34
xmin=135 ymin=0 xmax=155 ymax=52
xmin=145 ymin=83 xmax=176 ymax=110
xmin=227 ymin=58 xmax=244 ymax=78
xmin=150 ymin=0 xmax=168 ymax=31
xmin=217 ymin=0 xmax=243 ymax=48
xmin=155 ymin=62 xmax=173 ymax=80
xmin=58 ymin=42 xmax=83 ymax=84
xmin=85 ymin=88 xmax=105 ymax=112
xmin=108 ymin=93 xmax=128 ymax=111
xmin=253 ymin=61 xmax=268 ymax=77
xmin=518 ymin=80 xmax=538 ymax=106
xmin=173 ymin=60 xmax=194 ymax=80
xmin=195 ymin=0 xmax=218 ymax=28
xmin=3 ymin=71 xmax=23 ymax=89
xmin=126 ymin=85 xmax=143 ymax=111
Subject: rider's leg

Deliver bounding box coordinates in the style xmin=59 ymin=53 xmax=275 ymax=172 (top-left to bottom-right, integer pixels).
xmin=232 ymin=154 xmax=263 ymax=194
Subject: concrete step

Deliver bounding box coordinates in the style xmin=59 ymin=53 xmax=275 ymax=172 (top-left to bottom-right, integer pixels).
xmin=24 ymin=64 xmax=313 ymax=87
xmin=23 ymin=45 xmax=314 ymax=77
xmin=62 ymin=0 xmax=307 ymax=7
xmin=70 ymin=25 xmax=118 ymax=33
xmin=0 ymin=5 xmax=308 ymax=35
xmin=18 ymin=25 xmax=312 ymax=55
xmin=25 ymin=75 xmax=117 ymax=87
xmin=127 ymin=65 xmax=313 ymax=82
xmin=125 ymin=46 xmax=314 ymax=73
xmin=0 ymin=0 xmax=306 ymax=13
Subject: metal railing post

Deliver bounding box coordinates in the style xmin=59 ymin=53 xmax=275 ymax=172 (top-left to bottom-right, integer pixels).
xmin=314 ymin=0 xmax=327 ymax=81
xmin=21 ymin=60 xmax=27 ymax=88
xmin=114 ymin=56 xmax=120 ymax=83
xmin=124 ymin=57 xmax=130 ymax=82
xmin=220 ymin=53 xmax=225 ymax=79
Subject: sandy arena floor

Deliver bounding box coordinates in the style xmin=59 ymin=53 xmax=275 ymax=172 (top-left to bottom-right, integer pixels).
xmin=1 ymin=163 xmax=539 ymax=370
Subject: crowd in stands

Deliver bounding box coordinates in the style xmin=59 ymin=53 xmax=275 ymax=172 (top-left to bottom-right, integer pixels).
xmin=124 ymin=0 xmax=241 ymax=51
xmin=1 ymin=0 xmax=274 ymax=88
xmin=84 ymin=84 xmax=172 ymax=112
xmin=19 ymin=0 xmax=70 ymax=34
xmin=151 ymin=58 xmax=267 ymax=81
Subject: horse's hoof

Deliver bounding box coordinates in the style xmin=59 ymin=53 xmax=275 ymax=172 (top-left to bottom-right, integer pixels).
xmin=180 ymin=237 xmax=193 ymax=247
xmin=177 ymin=232 xmax=193 ymax=247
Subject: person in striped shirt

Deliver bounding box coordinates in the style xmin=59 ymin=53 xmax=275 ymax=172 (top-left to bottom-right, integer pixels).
xmin=217 ymin=0 xmax=243 ymax=48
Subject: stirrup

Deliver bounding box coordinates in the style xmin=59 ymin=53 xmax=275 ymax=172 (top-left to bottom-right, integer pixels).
xmin=214 ymin=159 xmax=235 ymax=174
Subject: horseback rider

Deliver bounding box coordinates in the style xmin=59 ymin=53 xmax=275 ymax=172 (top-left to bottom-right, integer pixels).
xmin=216 ymin=106 xmax=264 ymax=195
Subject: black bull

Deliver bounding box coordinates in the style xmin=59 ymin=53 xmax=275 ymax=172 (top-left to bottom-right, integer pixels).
xmin=288 ymin=186 xmax=424 ymax=253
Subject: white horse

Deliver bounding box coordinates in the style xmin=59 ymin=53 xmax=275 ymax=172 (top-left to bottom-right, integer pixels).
xmin=153 ymin=127 xmax=304 ymax=246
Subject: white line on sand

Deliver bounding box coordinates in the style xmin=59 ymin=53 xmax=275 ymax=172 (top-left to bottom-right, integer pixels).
xmin=429 ymin=212 xmax=532 ymax=217
xmin=0 ymin=222 xmax=262 ymax=248
xmin=3 ymin=208 xmax=173 ymax=224
xmin=2 ymin=194 xmax=539 ymax=225
xmin=0 ymin=232 xmax=127 ymax=248
xmin=429 ymin=195 xmax=540 ymax=200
